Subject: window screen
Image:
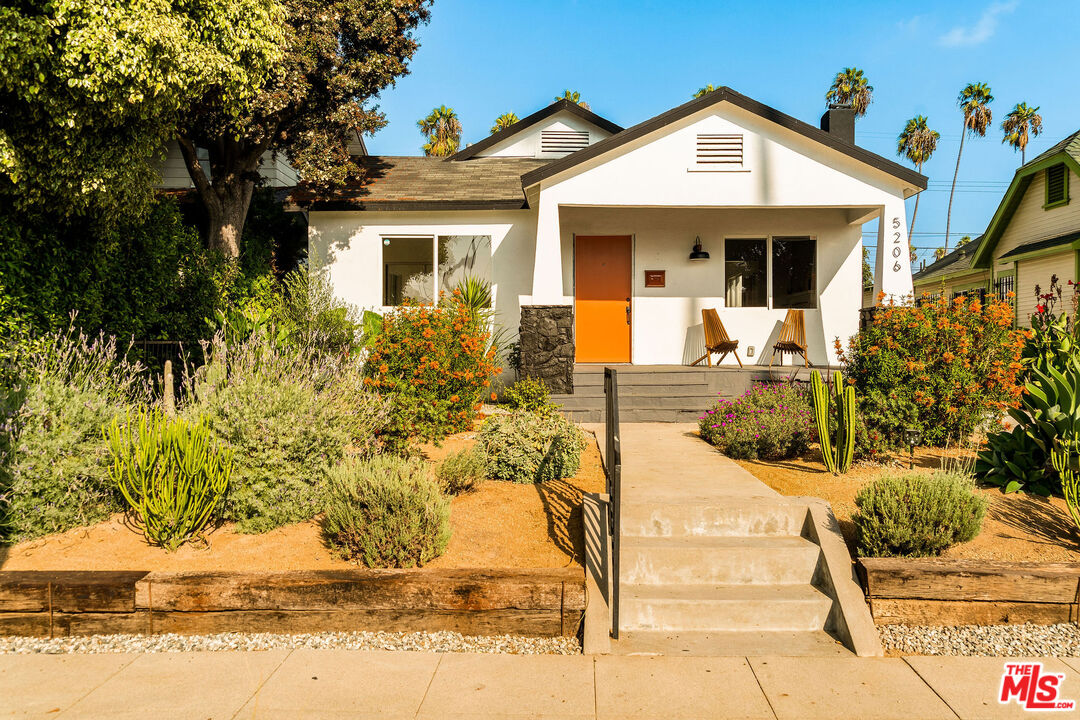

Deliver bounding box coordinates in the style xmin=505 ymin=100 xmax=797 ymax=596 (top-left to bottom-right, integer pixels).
xmin=772 ymin=237 xmax=817 ymax=309
xmin=724 ymin=238 xmax=767 ymax=307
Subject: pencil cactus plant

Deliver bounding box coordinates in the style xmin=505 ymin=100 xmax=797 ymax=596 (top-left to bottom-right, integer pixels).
xmin=810 ymin=369 xmax=856 ymax=474
xmin=105 ymin=411 xmax=232 ymax=551
xmin=1051 ymin=438 xmax=1080 ymax=532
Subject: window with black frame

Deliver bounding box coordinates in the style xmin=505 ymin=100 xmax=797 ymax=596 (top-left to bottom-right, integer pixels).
xmin=772 ymin=236 xmax=817 ymax=308
xmin=724 ymin=238 xmax=767 ymax=307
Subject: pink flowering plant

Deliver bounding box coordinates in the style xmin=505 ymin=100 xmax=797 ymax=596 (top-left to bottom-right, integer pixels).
xmin=697 ymin=383 xmax=815 ymax=460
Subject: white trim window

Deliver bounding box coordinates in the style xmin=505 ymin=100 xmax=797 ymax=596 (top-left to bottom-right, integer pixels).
xmin=381 ymin=234 xmax=492 ymax=307
xmin=723 ymin=235 xmax=817 ymax=309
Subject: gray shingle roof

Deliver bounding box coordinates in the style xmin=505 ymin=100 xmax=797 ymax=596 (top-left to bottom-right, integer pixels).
xmin=1024 ymin=128 xmax=1080 ymax=168
xmin=293 ymin=156 xmax=550 ymax=211
xmin=999 ymin=230 xmax=1080 ymax=259
xmin=912 ymin=235 xmax=985 ymax=283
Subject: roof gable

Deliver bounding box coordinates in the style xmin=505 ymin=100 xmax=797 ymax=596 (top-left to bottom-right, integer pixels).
xmin=450 ymin=100 xmax=623 ymax=161
xmin=521 ymin=87 xmax=927 ymax=190
xmin=972 ymin=129 xmax=1080 ymax=268
xmin=912 ymin=235 xmax=985 ymax=283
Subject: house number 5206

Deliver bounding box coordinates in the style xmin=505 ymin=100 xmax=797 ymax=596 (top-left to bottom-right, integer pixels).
xmin=891 ymin=217 xmax=904 ymax=273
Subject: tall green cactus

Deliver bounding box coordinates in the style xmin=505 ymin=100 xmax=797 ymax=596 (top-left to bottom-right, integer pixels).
xmin=105 ymin=411 xmax=232 ymax=551
xmin=810 ymin=369 xmax=856 ymax=474
xmin=1051 ymin=439 xmax=1080 ymax=533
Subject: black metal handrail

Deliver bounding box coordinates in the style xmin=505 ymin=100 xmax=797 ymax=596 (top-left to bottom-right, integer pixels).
xmin=603 ymin=367 xmax=622 ymax=640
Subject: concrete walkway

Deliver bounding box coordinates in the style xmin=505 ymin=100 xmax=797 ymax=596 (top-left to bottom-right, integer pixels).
xmin=4 ymin=649 xmax=1080 ymax=719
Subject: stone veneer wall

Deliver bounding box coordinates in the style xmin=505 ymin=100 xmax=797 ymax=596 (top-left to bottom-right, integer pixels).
xmin=518 ymin=305 xmax=574 ymax=394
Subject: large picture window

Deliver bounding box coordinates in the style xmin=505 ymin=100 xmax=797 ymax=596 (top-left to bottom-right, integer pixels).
xmin=383 ymin=236 xmax=432 ymax=306
xmin=772 ymin=237 xmax=817 ymax=308
xmin=382 ymin=235 xmax=492 ymax=306
xmin=724 ymin=238 xmax=767 ymax=307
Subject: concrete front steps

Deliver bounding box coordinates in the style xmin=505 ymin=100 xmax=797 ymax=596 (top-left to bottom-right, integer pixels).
xmin=585 ymin=495 xmax=881 ymax=657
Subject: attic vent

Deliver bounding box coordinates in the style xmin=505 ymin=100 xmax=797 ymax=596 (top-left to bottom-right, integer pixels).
xmin=540 ymin=130 xmax=589 ymax=154
xmin=1046 ymin=163 xmax=1069 ymax=207
xmin=696 ymin=133 xmax=743 ymax=165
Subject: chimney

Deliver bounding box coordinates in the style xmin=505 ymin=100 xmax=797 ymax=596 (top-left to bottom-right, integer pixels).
xmin=820 ymin=104 xmax=855 ymax=144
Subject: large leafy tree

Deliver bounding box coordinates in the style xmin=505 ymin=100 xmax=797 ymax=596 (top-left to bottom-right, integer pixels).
xmin=0 ymin=0 xmax=283 ymax=222
xmin=418 ymin=105 xmax=461 ymax=157
xmin=945 ymin=82 xmax=993 ymax=253
xmin=178 ymin=0 xmax=432 ymax=256
xmin=825 ymin=68 xmax=873 ymax=118
xmin=1002 ymin=102 xmax=1043 ymax=165
xmin=896 ymin=115 xmax=940 ymax=237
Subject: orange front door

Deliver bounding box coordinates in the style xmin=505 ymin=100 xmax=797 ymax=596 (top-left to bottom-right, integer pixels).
xmin=575 ymin=236 xmax=632 ymax=363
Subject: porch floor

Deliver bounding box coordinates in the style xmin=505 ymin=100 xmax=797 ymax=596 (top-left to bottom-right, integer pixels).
xmin=555 ymin=364 xmax=840 ymax=423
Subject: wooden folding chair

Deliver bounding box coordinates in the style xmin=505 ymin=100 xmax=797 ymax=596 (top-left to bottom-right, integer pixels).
xmin=770 ymin=309 xmax=811 ymax=368
xmin=691 ymin=308 xmax=742 ymax=367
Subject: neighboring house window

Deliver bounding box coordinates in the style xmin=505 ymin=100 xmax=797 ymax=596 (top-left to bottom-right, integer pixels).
xmin=1046 ymin=164 xmax=1069 ymax=208
xmin=696 ymin=134 xmax=743 ymax=167
xmin=772 ymin=237 xmax=817 ymax=308
xmin=724 ymin=238 xmax=767 ymax=307
xmin=382 ymin=235 xmax=492 ymax=306
xmin=953 ymin=287 xmax=987 ymax=303
xmin=540 ymin=130 xmax=589 ymax=155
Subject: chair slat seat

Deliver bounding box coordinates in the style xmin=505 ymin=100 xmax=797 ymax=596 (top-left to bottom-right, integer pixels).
xmin=691 ymin=309 xmax=742 ymax=367
xmin=770 ymin=309 xmax=811 ymax=367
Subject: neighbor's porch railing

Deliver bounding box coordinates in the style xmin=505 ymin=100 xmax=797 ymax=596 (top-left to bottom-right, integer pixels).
xmin=603 ymin=367 xmax=622 ymax=640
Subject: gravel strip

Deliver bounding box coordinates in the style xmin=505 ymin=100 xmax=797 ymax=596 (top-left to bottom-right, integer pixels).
xmin=0 ymin=630 xmax=581 ymax=656
xmin=880 ymin=623 xmax=1080 ymax=657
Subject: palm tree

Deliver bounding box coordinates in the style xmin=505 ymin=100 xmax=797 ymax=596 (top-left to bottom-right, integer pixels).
xmin=490 ymin=112 xmax=519 ymax=134
xmin=825 ymin=68 xmax=873 ymax=118
xmin=945 ymin=82 xmax=993 ymax=252
xmin=693 ymin=84 xmax=718 ymax=99
xmin=555 ymin=90 xmax=590 ymax=110
xmin=896 ymin=115 xmax=940 ymax=237
xmin=418 ymin=105 xmax=462 ymax=157
xmin=1001 ymin=102 xmax=1043 ymax=165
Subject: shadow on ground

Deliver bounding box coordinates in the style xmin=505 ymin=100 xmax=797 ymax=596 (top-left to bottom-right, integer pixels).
xmin=535 ymin=478 xmax=585 ymax=565
xmin=988 ymin=493 xmax=1080 ymax=552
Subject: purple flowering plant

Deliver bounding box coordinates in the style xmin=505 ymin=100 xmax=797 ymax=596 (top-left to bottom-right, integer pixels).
xmin=697 ymin=382 xmax=815 ymax=461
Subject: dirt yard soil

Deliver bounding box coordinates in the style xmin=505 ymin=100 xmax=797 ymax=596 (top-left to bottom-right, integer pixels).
xmin=0 ymin=430 xmax=606 ymax=572
xmin=734 ymin=444 xmax=1080 ymax=562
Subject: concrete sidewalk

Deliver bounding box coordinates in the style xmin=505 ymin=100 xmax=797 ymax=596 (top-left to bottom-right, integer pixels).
xmin=4 ymin=649 xmax=1080 ymax=719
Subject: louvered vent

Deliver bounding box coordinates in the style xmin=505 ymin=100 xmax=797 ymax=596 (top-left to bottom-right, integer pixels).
xmin=540 ymin=130 xmax=590 ymax=154
xmin=1047 ymin=164 xmax=1068 ymax=205
xmin=696 ymin=133 xmax=743 ymax=165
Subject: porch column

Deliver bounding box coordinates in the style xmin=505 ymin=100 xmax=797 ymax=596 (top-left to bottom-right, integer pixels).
xmin=519 ymin=191 xmax=574 ymax=393
xmin=872 ymin=195 xmax=914 ymax=301
xmin=531 ymin=194 xmax=564 ymax=303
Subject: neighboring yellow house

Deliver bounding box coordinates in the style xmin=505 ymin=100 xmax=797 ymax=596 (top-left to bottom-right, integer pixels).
xmin=912 ymin=128 xmax=1080 ymax=326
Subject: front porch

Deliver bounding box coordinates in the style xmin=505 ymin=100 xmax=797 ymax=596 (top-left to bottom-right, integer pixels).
xmin=553 ymin=364 xmax=839 ymax=423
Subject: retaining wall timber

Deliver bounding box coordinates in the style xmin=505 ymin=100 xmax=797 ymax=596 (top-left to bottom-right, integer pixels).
xmin=857 ymin=558 xmax=1080 ymax=625
xmin=0 ymin=568 xmax=585 ymax=638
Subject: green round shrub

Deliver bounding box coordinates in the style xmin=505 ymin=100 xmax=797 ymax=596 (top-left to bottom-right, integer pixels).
xmin=478 ymin=410 xmax=586 ymax=484
xmin=323 ymin=455 xmax=450 ymax=568
xmin=436 ymin=446 xmax=487 ymax=495
xmin=853 ymin=470 xmax=987 ymax=557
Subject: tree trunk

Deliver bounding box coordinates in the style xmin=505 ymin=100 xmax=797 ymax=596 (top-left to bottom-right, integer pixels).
xmin=176 ymin=135 xmax=262 ymax=259
xmin=909 ymin=161 xmax=923 ymax=238
xmin=204 ymin=180 xmax=255 ymax=258
xmin=945 ymin=127 xmax=966 ymax=255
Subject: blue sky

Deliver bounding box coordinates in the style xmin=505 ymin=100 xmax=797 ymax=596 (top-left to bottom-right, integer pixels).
xmin=366 ymin=0 xmax=1080 ymax=267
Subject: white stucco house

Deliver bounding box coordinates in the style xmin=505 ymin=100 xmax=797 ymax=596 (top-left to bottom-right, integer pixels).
xmin=298 ymin=88 xmax=925 ymax=397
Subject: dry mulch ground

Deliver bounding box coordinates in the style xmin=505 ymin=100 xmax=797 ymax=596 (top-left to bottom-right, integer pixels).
xmin=0 ymin=429 xmax=606 ymax=572
xmin=734 ymin=444 xmax=1080 ymax=562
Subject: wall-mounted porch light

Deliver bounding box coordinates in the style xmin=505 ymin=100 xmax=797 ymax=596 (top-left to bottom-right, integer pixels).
xmin=689 ymin=236 xmax=710 ymax=261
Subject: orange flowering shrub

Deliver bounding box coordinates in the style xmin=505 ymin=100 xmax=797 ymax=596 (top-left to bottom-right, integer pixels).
xmin=364 ymin=291 xmax=500 ymax=446
xmin=837 ymin=292 xmax=1026 ymax=446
